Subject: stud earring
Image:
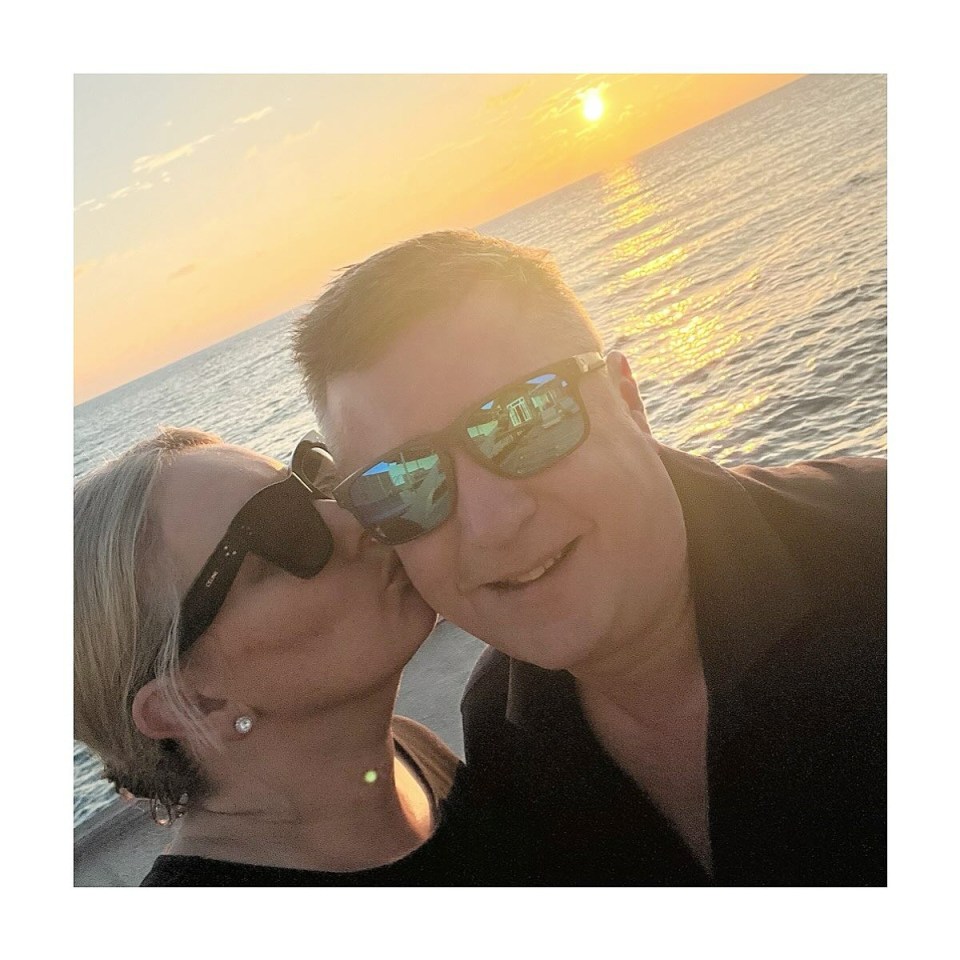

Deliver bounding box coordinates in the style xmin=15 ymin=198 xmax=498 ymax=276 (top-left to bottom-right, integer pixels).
xmin=234 ymin=715 xmax=253 ymax=735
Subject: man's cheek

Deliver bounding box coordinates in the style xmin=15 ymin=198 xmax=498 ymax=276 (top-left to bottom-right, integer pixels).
xmin=397 ymin=550 xmax=440 ymax=598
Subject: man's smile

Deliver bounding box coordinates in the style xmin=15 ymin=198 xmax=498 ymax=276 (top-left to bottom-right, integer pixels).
xmin=486 ymin=538 xmax=579 ymax=592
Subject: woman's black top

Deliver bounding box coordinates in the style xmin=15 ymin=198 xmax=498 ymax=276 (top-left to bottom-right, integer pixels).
xmin=140 ymin=717 xmax=555 ymax=886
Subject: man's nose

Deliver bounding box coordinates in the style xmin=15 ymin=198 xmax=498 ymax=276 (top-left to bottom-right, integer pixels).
xmin=451 ymin=446 xmax=537 ymax=547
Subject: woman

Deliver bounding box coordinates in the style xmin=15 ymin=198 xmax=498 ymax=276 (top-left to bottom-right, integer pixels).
xmin=74 ymin=426 xmax=527 ymax=885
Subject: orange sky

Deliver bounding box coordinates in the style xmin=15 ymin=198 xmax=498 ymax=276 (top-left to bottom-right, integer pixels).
xmin=74 ymin=74 xmax=802 ymax=403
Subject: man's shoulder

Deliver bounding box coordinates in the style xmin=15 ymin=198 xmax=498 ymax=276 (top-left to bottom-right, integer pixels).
xmin=656 ymin=446 xmax=886 ymax=611
xmin=730 ymin=455 xmax=886 ymax=521
xmin=658 ymin=446 xmax=886 ymax=534
xmin=730 ymin=455 xmax=886 ymax=581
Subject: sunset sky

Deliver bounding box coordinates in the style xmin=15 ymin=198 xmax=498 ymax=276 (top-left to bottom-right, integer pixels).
xmin=74 ymin=73 xmax=802 ymax=403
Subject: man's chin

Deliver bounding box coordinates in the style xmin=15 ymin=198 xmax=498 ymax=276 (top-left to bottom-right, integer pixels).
xmin=480 ymin=629 xmax=589 ymax=672
xmin=439 ymin=602 xmax=600 ymax=670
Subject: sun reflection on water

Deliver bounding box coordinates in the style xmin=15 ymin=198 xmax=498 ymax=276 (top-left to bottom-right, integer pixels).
xmin=622 ymin=245 xmax=687 ymax=283
xmin=683 ymin=390 xmax=771 ymax=444
xmin=661 ymin=315 xmax=743 ymax=376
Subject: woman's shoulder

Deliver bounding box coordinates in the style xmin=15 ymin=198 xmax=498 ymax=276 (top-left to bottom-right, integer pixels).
xmin=390 ymin=715 xmax=461 ymax=804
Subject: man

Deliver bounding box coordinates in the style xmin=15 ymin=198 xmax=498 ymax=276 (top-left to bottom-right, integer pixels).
xmin=293 ymin=230 xmax=886 ymax=885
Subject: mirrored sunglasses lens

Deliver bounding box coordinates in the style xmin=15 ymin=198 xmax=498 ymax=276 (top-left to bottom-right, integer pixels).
xmin=348 ymin=453 xmax=452 ymax=544
xmin=466 ymin=371 xmax=586 ymax=476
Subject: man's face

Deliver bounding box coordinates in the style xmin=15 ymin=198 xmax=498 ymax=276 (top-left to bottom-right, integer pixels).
xmin=323 ymin=285 xmax=688 ymax=671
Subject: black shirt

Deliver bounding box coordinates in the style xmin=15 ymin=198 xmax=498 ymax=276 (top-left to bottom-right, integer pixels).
xmin=461 ymin=448 xmax=886 ymax=886
xmin=142 ymin=764 xmax=506 ymax=886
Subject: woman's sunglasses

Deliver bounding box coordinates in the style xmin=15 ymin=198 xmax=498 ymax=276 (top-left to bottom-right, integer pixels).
xmin=292 ymin=352 xmax=606 ymax=546
xmin=178 ymin=472 xmax=334 ymax=653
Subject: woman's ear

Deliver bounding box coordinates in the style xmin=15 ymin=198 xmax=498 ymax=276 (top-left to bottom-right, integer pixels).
xmin=133 ymin=679 xmax=252 ymax=744
xmin=605 ymin=350 xmax=652 ymax=435
xmin=132 ymin=680 xmax=189 ymax=741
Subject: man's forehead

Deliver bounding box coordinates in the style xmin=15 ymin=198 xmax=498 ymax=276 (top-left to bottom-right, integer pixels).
xmin=322 ymin=362 xmax=454 ymax=466
xmin=320 ymin=288 xmax=590 ymax=467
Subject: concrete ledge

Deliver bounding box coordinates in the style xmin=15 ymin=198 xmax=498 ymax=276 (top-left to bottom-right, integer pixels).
xmin=74 ymin=802 xmax=178 ymax=886
xmin=75 ymin=798 xmax=142 ymax=848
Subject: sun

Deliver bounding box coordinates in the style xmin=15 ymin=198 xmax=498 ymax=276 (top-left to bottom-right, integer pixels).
xmin=582 ymin=89 xmax=605 ymax=123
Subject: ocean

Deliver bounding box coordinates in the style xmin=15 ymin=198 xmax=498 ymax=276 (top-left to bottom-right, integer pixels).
xmin=73 ymin=73 xmax=886 ymax=826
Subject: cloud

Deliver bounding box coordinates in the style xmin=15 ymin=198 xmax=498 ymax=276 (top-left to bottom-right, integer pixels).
xmin=485 ymin=81 xmax=532 ymax=112
xmin=108 ymin=181 xmax=154 ymax=201
xmin=233 ymin=106 xmax=274 ymax=125
xmin=280 ymin=119 xmax=324 ymax=147
xmin=531 ymin=78 xmax=609 ymax=127
xmin=132 ymin=134 xmax=214 ymax=174
xmin=168 ymin=263 xmax=199 ymax=281
xmin=414 ymin=133 xmax=486 ymax=167
xmin=74 ymin=199 xmax=106 ymax=213
xmin=75 ymin=181 xmax=153 ymax=214
xmin=74 ymin=260 xmax=98 ymax=279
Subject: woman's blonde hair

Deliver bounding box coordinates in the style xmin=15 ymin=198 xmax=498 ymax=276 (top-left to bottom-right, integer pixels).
xmin=74 ymin=426 xmax=221 ymax=823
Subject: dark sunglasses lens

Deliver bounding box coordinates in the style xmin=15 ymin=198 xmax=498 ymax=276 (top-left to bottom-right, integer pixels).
xmin=294 ymin=442 xmax=337 ymax=496
xmin=248 ymin=481 xmax=334 ymax=575
xmin=347 ymin=452 xmax=453 ymax=544
xmin=465 ymin=371 xmax=586 ymax=476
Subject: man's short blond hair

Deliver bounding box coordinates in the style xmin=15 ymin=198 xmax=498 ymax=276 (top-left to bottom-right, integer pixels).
xmin=293 ymin=229 xmax=603 ymax=418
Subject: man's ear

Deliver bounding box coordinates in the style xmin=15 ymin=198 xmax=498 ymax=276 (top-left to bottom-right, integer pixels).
xmin=605 ymin=350 xmax=652 ymax=435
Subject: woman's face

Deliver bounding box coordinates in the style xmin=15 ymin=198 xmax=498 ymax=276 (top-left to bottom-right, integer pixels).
xmin=152 ymin=443 xmax=437 ymax=714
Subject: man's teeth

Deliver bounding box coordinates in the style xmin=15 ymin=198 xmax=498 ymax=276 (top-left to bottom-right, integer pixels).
xmin=505 ymin=552 xmax=562 ymax=585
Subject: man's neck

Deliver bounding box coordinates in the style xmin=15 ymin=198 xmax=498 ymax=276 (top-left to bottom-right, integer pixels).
xmin=570 ymin=569 xmax=703 ymax=726
xmin=569 ymin=578 xmax=713 ymax=873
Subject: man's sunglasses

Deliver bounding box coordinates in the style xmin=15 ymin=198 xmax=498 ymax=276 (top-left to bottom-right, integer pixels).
xmin=292 ymin=352 xmax=606 ymax=546
xmin=178 ymin=471 xmax=334 ymax=653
